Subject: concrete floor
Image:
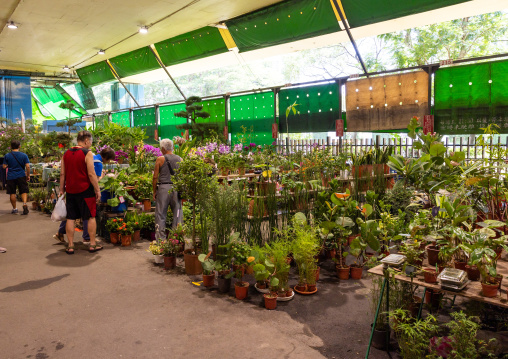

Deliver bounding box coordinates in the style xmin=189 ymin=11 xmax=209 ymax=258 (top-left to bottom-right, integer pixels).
xmin=0 ymin=192 xmax=389 ymax=359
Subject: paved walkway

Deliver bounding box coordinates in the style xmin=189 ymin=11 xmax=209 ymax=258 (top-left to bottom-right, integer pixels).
xmin=0 ymin=192 xmax=388 ymax=359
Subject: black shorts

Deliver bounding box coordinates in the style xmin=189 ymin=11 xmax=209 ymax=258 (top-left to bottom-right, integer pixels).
xmin=66 ymin=186 xmax=97 ymax=220
xmin=6 ymin=177 xmax=29 ymax=195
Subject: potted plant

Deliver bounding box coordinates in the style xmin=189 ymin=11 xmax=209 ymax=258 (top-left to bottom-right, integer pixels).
xmin=422 ymin=264 xmax=439 ymax=284
xmin=147 ymin=241 xmax=164 ymax=264
xmin=350 ymin=204 xmax=380 ymax=280
xmin=118 ymin=221 xmax=134 ymax=246
xmin=227 ymin=239 xmax=252 ymax=300
xmin=198 ymin=253 xmax=215 ymax=287
xmin=216 ymin=153 xmax=233 ymax=176
xmin=173 ymin=155 xmax=215 ymax=275
xmin=125 ymin=211 xmax=142 ymax=241
xmin=160 ymin=235 xmax=181 ymax=270
xmin=99 ymin=175 xmax=135 ymax=212
xmin=106 ymin=218 xmax=122 ymax=244
xmin=134 ymin=174 xmax=153 ymax=211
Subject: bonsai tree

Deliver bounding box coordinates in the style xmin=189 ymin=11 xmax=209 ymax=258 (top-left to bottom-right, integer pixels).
xmin=172 ymin=155 xmax=215 ymax=254
xmin=57 ymin=100 xmax=82 ymax=135
xmin=174 ymin=96 xmax=217 ymax=142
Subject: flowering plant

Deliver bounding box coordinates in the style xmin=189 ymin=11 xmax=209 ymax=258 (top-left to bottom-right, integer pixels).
xmin=106 ymin=218 xmax=123 ymax=233
xmin=160 ymin=237 xmax=181 ymax=256
xmin=147 ymin=241 xmax=163 ymax=255
xmin=115 ymin=150 xmax=129 ymax=162
xmin=118 ymin=221 xmax=135 ymax=235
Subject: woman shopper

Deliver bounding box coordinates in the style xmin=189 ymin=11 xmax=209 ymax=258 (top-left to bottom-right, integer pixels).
xmin=152 ymin=139 xmax=182 ymax=241
xmin=2 ymin=140 xmax=30 ymax=215
xmin=58 ymin=131 xmax=102 ymax=254
xmin=53 ymin=147 xmax=115 ymax=243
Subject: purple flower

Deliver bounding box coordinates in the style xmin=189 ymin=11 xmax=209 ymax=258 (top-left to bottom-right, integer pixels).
xmin=143 ymin=144 xmax=162 ymax=157
xmin=218 ymin=144 xmax=230 ymax=155
xmin=249 ymin=143 xmax=256 ymax=147
xmin=115 ymin=150 xmax=129 ymax=161
xmin=233 ymin=144 xmax=243 ymax=152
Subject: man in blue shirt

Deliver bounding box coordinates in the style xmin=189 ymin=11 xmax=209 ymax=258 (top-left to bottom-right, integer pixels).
xmin=53 ymin=147 xmax=115 ymax=243
xmin=2 ymin=140 xmax=30 ymax=214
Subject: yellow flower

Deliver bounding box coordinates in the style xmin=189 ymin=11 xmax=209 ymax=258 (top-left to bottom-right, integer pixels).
xmin=247 ymin=256 xmax=255 ymax=263
xmin=262 ymin=170 xmax=272 ymax=178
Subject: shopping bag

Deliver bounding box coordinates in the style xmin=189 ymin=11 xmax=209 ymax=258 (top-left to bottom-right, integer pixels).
xmin=51 ymin=195 xmax=67 ymax=222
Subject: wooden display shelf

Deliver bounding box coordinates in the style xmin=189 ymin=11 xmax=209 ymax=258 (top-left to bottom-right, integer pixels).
xmin=368 ymin=257 xmax=508 ymax=308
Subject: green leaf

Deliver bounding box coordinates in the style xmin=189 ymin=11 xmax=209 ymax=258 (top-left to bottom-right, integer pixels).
xmin=270 ymin=277 xmax=279 ymax=287
xmin=429 ymin=142 xmax=446 ymax=156
xmin=336 ymin=217 xmax=355 ymax=227
xmin=363 ymin=203 xmax=373 ymax=217
xmin=198 ymin=254 xmax=207 ymax=262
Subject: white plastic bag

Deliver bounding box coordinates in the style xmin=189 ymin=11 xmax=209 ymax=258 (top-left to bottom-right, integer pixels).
xmin=51 ymin=195 xmax=67 ymax=222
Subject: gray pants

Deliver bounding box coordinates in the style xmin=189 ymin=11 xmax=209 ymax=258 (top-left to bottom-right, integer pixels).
xmin=155 ymin=183 xmax=182 ymax=241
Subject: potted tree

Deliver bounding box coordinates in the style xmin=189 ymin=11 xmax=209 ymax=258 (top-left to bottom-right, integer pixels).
xmin=172 ymin=155 xmax=215 ymax=275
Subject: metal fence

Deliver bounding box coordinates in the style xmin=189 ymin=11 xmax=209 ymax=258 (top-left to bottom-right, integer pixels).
xmin=275 ymin=136 xmax=508 ymax=161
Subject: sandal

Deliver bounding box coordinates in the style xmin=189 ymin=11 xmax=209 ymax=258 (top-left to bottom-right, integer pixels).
xmin=65 ymin=245 xmax=75 ymax=255
xmin=53 ymin=234 xmax=65 ymax=243
xmin=89 ymin=244 xmax=103 ymax=253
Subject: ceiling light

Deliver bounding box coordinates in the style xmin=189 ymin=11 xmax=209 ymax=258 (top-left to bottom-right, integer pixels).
xmin=139 ymin=26 xmax=148 ymax=34
xmin=63 ymin=65 xmax=69 ymax=71
xmin=7 ymin=21 xmax=18 ymax=29
xmin=98 ymin=49 xmax=105 ymax=55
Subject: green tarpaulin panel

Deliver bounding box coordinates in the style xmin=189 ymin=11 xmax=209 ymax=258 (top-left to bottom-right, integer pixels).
xmin=31 ymin=88 xmax=83 ymax=121
xmin=199 ymin=98 xmax=226 ymax=124
xmin=278 ymin=82 xmax=340 ymax=133
xmin=341 ymin=0 xmax=471 ymax=28
xmin=109 ymin=47 xmax=160 ymax=79
xmin=112 ymin=111 xmax=131 ymax=127
xmin=230 ymin=92 xmax=274 ymax=146
xmin=434 ymin=59 xmax=508 ymax=134
xmin=159 ymin=103 xmax=187 ymax=140
xmin=226 ymin=0 xmax=340 ymax=53
xmin=76 ymin=61 xmax=116 ymax=88
xmin=94 ymin=114 xmax=109 ymax=127
xmin=54 ymin=85 xmax=88 ymax=116
xmin=154 ymin=27 xmax=228 ymax=67
xmin=75 ymin=82 xmax=98 ymax=110
xmin=133 ymin=107 xmax=156 ymax=144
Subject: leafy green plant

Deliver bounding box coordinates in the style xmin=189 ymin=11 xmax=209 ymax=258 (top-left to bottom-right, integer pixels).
xmin=198 ymin=253 xmax=215 ymax=275
xmin=291 ymin=213 xmax=321 ymax=286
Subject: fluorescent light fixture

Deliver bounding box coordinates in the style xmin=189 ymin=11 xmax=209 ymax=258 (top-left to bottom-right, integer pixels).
xmin=139 ymin=26 xmax=148 ymax=34
xmin=212 ymin=23 xmax=228 ymax=29
xmin=63 ymin=65 xmax=70 ymax=71
xmin=7 ymin=21 xmax=18 ymax=29
xmin=98 ymin=49 xmax=105 ymax=55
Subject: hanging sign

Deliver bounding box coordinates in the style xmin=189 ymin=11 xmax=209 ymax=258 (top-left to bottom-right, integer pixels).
xmin=423 ymin=115 xmax=434 ymax=135
xmin=335 ymin=119 xmax=344 ymax=137
xmin=154 ymin=128 xmax=158 ymax=141
xmin=223 ymin=125 xmax=228 ymax=140
xmin=272 ymin=123 xmax=278 ymax=139
xmin=184 ymin=130 xmax=189 ymax=140
xmin=439 ymin=59 xmax=453 ymax=66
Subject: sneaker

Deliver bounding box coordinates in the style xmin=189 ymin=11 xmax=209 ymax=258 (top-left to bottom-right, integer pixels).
xmin=22 ymin=205 xmax=29 ymax=215
xmin=11 ymin=208 xmax=18 ymax=214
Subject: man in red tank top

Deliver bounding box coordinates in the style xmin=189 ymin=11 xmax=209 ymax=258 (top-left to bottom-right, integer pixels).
xmin=59 ymin=131 xmax=102 ymax=254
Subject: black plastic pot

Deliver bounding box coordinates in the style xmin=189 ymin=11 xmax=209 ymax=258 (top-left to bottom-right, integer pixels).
xmin=371 ymin=323 xmax=390 ymax=350
xmin=217 ymin=277 xmax=231 ymax=293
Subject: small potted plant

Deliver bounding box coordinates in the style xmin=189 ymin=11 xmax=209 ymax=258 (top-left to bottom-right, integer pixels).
xmin=422 ymin=264 xmax=439 ymax=284
xmin=160 ymin=235 xmax=181 ymax=270
xmin=350 ymin=204 xmax=380 ymax=280
xmin=227 ymin=240 xmax=252 ymax=300
xmin=198 ymin=253 xmax=215 ymax=287
xmin=125 ymin=211 xmax=142 ymax=241
xmin=106 ymin=218 xmax=122 ymax=244
xmin=147 ymin=241 xmax=164 ymax=264
xmin=134 ymin=174 xmax=153 ymax=211
xmin=118 ymin=221 xmax=134 ymax=247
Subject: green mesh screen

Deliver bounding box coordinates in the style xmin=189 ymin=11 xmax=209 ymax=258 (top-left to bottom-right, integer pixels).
xmin=154 ymin=27 xmax=228 ymax=67
xmin=230 ymin=92 xmax=275 ymax=146
xmin=434 ymin=59 xmax=508 ymax=134
xmin=159 ymin=103 xmax=187 ymax=140
xmin=94 ymin=114 xmax=109 ymax=127
xmin=109 ymin=47 xmax=160 ymax=79
xmin=75 ymin=82 xmax=98 ymax=110
xmin=31 ymin=88 xmax=83 ymax=121
xmin=76 ymin=61 xmax=116 ymax=88
xmin=341 ymin=0 xmax=470 ymax=28
xmin=111 ymin=111 xmax=131 ymax=127
xmin=226 ymin=0 xmax=340 ymax=52
xmin=278 ymin=83 xmax=340 ymax=133
xmin=133 ymin=107 xmax=156 ymax=144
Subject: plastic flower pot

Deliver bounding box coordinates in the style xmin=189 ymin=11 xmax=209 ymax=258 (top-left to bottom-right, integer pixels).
xmin=423 ymin=268 xmax=438 ymax=284
xmin=202 ymin=273 xmax=215 ymax=287
xmin=110 ymin=232 xmax=120 ymax=244
xmin=234 ymin=281 xmax=249 ymax=300
xmin=350 ymin=266 xmax=363 ymax=280
xmin=153 ymin=254 xmax=164 ymax=264
xmin=336 ymin=265 xmax=350 ymax=280
xmin=133 ymin=230 xmax=141 ymax=241
xmin=426 ymin=245 xmax=440 ymax=266
xmin=142 ymin=199 xmax=151 ymax=212
xmin=164 ymin=256 xmax=176 ymax=270
xmin=264 ymin=293 xmax=277 ymax=310
xmin=184 ymin=252 xmax=202 ymax=275
xmin=481 ymin=282 xmax=499 ymax=298
xmin=121 ymin=234 xmax=132 ymax=247
xmin=466 ymin=265 xmax=480 ymax=281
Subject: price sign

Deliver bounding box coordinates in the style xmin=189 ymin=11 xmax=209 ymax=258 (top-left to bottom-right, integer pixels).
xmin=349 ymin=74 xmax=360 ymax=79
xmin=335 ymin=119 xmax=344 ymax=137
xmin=119 ymin=196 xmax=125 ymax=203
xmin=272 ymin=123 xmax=278 ymax=139
xmin=440 ymin=59 xmax=453 ymax=66
xmin=423 ymin=115 xmax=434 ymax=135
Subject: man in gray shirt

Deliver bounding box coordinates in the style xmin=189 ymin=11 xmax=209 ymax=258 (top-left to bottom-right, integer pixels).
xmin=152 ymin=139 xmax=183 ymax=241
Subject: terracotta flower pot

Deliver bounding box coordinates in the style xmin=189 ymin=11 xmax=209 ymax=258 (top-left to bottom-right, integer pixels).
xmin=234 ymin=281 xmax=249 ymax=300
xmin=142 ymin=199 xmax=151 ymax=212
xmin=133 ymin=230 xmax=141 ymax=242
xmin=336 ymin=265 xmax=350 ymax=280
xmin=426 ymin=245 xmax=440 ymax=266
xmin=121 ymin=234 xmax=132 ymax=246
xmin=423 ymin=268 xmax=438 ymax=284
xmin=466 ymin=265 xmax=480 ymax=281
xmin=264 ymin=293 xmax=277 ymax=310
xmin=295 ymin=284 xmax=306 ymax=292
xmin=328 ymin=248 xmax=337 ymax=259
xmin=31 ymin=202 xmax=38 ymax=210
xmin=307 ymin=284 xmax=317 ymax=292
xmin=110 ymin=232 xmax=120 ymax=244
xmin=164 ymin=256 xmax=176 ymax=270
xmin=347 ymin=234 xmax=360 ymax=246
xmin=220 ymin=168 xmax=229 ymax=176
xmin=350 ymin=266 xmax=363 ymax=280
xmin=238 ymin=168 xmax=245 ymax=176
xmin=314 ymin=267 xmax=320 ymax=282
xmin=184 ymin=252 xmax=202 ymax=275
xmin=454 ymin=261 xmax=467 ymax=271
xmin=487 ymin=274 xmax=503 ymax=289
xmin=481 ymin=282 xmax=499 ymax=298
xmin=202 ymin=273 xmax=215 ymax=287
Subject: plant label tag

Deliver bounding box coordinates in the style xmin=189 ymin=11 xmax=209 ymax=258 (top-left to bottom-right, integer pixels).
xmin=336 ymin=119 xmax=344 ymax=137
xmin=272 ymin=123 xmax=278 ymax=139
xmin=119 ymin=196 xmax=125 ymax=203
xmin=423 ymin=115 xmax=434 ymax=134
